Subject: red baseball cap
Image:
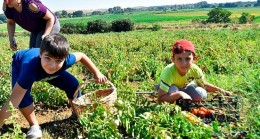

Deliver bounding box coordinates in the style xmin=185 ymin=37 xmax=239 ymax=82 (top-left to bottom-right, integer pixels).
xmin=172 ymin=39 xmax=196 ymax=55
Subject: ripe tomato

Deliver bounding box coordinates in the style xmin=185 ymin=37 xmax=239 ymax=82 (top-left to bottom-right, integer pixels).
xmin=199 ymin=107 xmax=208 ymax=112
xmin=206 ymin=109 xmax=214 ymax=115
xmin=197 ymin=110 xmax=206 ymax=118
xmin=190 ymin=108 xmax=198 ymax=115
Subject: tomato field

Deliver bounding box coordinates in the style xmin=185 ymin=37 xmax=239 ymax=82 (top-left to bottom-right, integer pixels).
xmin=0 ymin=26 xmax=259 ymax=138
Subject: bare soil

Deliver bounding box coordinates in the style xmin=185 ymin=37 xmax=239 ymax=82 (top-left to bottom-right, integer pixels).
xmin=1 ymin=103 xmax=82 ymax=139
xmin=0 ymin=94 xmax=157 ymax=138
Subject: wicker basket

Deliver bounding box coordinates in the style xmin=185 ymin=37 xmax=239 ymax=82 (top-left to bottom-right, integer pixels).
xmin=72 ymin=79 xmax=117 ymax=116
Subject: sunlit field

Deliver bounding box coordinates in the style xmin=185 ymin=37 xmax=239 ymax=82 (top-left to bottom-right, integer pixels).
xmin=0 ymin=27 xmax=259 ymax=138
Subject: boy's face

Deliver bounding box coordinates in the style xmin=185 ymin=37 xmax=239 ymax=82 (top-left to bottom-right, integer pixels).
xmin=40 ymin=52 xmax=65 ymax=74
xmin=172 ymin=51 xmax=194 ymax=76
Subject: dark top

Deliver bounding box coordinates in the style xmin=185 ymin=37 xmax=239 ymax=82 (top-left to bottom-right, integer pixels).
xmin=4 ymin=0 xmax=57 ymax=33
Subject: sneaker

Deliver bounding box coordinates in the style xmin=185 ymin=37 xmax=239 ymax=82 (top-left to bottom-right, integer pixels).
xmin=26 ymin=125 xmax=42 ymax=139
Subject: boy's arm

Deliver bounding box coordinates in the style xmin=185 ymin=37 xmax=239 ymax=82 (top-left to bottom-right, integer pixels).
xmin=0 ymin=83 xmax=27 ymax=128
xmin=157 ymin=88 xmax=191 ymax=103
xmin=203 ymin=81 xmax=232 ymax=95
xmin=72 ymin=52 xmax=107 ymax=83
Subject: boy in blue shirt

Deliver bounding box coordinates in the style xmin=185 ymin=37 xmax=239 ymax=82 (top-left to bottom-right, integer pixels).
xmin=0 ymin=33 xmax=107 ymax=138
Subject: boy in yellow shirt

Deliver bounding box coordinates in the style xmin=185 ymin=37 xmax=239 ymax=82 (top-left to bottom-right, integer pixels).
xmin=157 ymin=39 xmax=232 ymax=103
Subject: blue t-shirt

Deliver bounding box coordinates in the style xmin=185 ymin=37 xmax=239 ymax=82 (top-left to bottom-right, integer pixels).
xmin=12 ymin=48 xmax=76 ymax=89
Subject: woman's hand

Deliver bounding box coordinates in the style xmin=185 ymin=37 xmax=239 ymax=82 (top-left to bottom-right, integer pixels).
xmin=41 ymin=34 xmax=47 ymax=40
xmin=10 ymin=38 xmax=17 ymax=51
xmin=10 ymin=43 xmax=17 ymax=51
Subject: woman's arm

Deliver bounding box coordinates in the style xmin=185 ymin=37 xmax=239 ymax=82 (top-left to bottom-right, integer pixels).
xmin=72 ymin=52 xmax=107 ymax=83
xmin=7 ymin=18 xmax=17 ymax=51
xmin=42 ymin=9 xmax=55 ymax=39
xmin=0 ymin=83 xmax=27 ymax=128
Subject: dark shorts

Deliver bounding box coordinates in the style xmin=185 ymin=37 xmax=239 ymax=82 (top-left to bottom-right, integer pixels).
xmin=11 ymin=60 xmax=81 ymax=108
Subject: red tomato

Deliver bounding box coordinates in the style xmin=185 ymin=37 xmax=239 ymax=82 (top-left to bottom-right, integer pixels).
xmin=199 ymin=107 xmax=208 ymax=112
xmin=197 ymin=110 xmax=206 ymax=118
xmin=190 ymin=108 xmax=198 ymax=115
xmin=206 ymin=109 xmax=214 ymax=115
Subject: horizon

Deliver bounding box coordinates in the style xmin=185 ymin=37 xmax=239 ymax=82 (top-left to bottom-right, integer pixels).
xmin=0 ymin=0 xmax=256 ymax=14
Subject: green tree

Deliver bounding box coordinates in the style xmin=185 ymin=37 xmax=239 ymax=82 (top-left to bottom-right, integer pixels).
xmin=92 ymin=11 xmax=103 ymax=15
xmin=255 ymin=0 xmax=260 ymax=6
xmin=108 ymin=6 xmax=124 ymax=14
xmin=111 ymin=19 xmax=134 ymax=32
xmin=206 ymin=8 xmax=232 ymax=23
xmin=61 ymin=10 xmax=68 ymax=18
xmin=54 ymin=11 xmax=61 ymax=18
xmin=239 ymin=12 xmax=255 ymax=24
xmin=72 ymin=10 xmax=84 ymax=17
xmin=86 ymin=19 xmax=111 ymax=34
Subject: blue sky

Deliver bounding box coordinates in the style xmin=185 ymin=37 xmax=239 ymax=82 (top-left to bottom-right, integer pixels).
xmin=0 ymin=0 xmax=255 ymax=13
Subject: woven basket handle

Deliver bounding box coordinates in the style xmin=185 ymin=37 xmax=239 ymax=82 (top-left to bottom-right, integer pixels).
xmin=73 ymin=79 xmax=115 ymax=100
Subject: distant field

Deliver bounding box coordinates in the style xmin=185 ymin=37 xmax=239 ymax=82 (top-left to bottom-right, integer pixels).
xmin=59 ymin=10 xmax=208 ymax=24
xmin=0 ymin=7 xmax=259 ymax=31
xmin=59 ymin=7 xmax=260 ymax=25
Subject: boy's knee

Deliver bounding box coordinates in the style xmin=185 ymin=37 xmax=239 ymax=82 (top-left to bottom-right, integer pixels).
xmin=194 ymin=87 xmax=207 ymax=101
xmin=185 ymin=85 xmax=207 ymax=101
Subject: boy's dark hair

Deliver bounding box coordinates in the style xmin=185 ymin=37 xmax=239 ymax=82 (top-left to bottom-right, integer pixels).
xmin=40 ymin=33 xmax=69 ymax=59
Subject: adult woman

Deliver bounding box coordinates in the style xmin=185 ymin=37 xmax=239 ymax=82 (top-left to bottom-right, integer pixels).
xmin=3 ymin=0 xmax=60 ymax=50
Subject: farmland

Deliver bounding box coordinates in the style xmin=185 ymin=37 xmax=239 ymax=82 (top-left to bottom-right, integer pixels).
xmin=58 ymin=7 xmax=260 ymax=24
xmin=0 ymin=7 xmax=260 ymax=139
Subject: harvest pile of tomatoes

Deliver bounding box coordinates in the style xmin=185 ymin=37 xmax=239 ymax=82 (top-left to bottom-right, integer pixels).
xmin=190 ymin=107 xmax=215 ymax=118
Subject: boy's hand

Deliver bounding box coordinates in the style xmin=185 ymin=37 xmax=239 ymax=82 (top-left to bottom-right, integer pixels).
xmin=223 ymin=91 xmax=233 ymax=96
xmin=94 ymin=73 xmax=107 ymax=83
xmin=181 ymin=92 xmax=192 ymax=100
xmin=219 ymin=88 xmax=233 ymax=96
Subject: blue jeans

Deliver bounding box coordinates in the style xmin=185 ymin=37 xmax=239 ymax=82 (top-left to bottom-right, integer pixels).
xmin=29 ymin=20 xmax=60 ymax=48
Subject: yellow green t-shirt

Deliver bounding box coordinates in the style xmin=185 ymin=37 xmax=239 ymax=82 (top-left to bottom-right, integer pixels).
xmin=159 ymin=63 xmax=204 ymax=92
